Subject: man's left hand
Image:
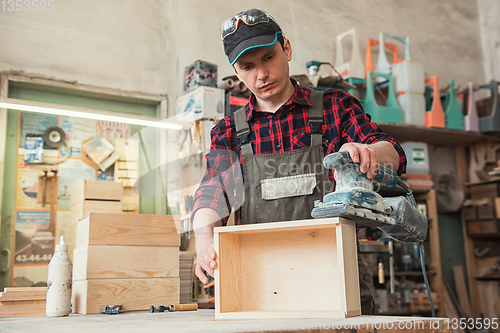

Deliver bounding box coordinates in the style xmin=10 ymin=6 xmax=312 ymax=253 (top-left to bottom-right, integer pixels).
xmin=339 ymin=143 xmax=379 ymax=179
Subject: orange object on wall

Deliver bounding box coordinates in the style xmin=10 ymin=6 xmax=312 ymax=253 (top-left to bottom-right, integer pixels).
xmin=365 ymin=39 xmax=400 ymax=78
xmin=425 ymin=76 xmax=445 ymax=128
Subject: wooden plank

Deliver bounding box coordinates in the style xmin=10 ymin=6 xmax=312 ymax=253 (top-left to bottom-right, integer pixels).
xmin=216 ymin=233 xmax=241 ymax=314
xmin=337 ymin=220 xmax=361 ymax=316
xmin=73 ymin=246 xmax=179 ymax=280
xmin=0 ymin=300 xmax=46 ymax=318
xmin=114 ymin=138 xmax=139 ymax=162
xmin=0 ymin=290 xmax=46 ymax=301
xmin=3 ymin=287 xmax=47 ymax=292
xmin=116 ymin=161 xmax=138 ymax=170
xmin=76 ymin=213 xmax=180 ymax=248
xmin=72 ymin=278 xmax=179 ymax=314
xmin=452 ymin=266 xmax=472 ymax=318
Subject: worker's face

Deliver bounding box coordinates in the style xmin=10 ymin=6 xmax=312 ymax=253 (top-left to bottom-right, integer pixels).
xmin=233 ymin=38 xmax=292 ymax=102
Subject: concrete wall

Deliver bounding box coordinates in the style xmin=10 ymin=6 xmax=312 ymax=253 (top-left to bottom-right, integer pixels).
xmin=0 ymin=0 xmax=490 ymax=115
xmin=478 ymin=0 xmax=500 ymax=83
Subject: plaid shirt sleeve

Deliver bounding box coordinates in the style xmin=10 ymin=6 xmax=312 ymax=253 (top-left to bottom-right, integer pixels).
xmin=191 ymin=115 xmax=242 ymax=227
xmin=322 ymin=89 xmax=406 ymax=176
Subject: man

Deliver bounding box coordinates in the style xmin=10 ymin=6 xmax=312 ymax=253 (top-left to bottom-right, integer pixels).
xmin=191 ymin=8 xmax=406 ymax=314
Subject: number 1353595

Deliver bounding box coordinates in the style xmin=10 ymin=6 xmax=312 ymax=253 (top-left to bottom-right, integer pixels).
xmin=2 ymin=0 xmax=55 ymax=11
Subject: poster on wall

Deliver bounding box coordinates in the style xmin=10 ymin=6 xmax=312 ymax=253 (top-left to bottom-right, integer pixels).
xmin=60 ymin=116 xmax=96 ymax=158
xmin=13 ymin=265 xmax=49 ymax=287
xmin=97 ymin=120 xmax=130 ymax=143
xmin=57 ymin=159 xmax=96 ymax=209
xmin=14 ymin=211 xmax=53 ymax=266
xmin=55 ymin=210 xmax=70 ymax=246
xmin=15 ymin=156 xmax=52 ymax=210
xmin=19 ymin=112 xmax=59 ymax=149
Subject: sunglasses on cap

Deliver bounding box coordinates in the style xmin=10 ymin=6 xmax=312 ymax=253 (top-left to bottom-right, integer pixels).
xmin=219 ymin=8 xmax=279 ymax=41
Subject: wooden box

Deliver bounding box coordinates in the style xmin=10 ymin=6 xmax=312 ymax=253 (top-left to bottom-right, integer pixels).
xmin=68 ymin=180 xmax=124 ymax=258
xmin=214 ymin=218 xmax=360 ymax=319
xmin=76 ymin=213 xmax=180 ymax=248
xmin=73 ymin=246 xmax=179 ymax=280
xmin=71 ymin=179 xmax=123 ymax=202
xmin=72 ymin=278 xmax=179 ymax=314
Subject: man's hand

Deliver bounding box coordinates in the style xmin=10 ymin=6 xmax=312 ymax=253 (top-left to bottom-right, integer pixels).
xmin=192 ymin=208 xmax=222 ymax=284
xmin=195 ymin=238 xmax=218 ymax=284
xmin=338 ymin=141 xmax=400 ymax=179
xmin=339 ymin=143 xmax=379 ymax=179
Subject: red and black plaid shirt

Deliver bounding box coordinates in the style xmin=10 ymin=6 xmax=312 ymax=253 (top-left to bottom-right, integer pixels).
xmin=192 ymin=80 xmax=406 ymax=226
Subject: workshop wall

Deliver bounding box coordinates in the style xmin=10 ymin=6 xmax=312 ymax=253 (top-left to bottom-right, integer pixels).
xmin=0 ymin=0 xmax=495 ymax=116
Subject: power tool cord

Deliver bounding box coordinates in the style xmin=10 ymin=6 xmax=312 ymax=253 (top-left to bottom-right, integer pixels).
xmin=397 ymin=178 xmax=436 ymax=317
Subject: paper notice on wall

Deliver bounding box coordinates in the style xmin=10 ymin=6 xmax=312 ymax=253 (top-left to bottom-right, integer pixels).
xmin=15 ymin=157 xmax=51 ymax=210
xmin=14 ymin=211 xmax=53 ymax=265
xmin=60 ymin=116 xmax=97 ymax=158
xmin=97 ymin=120 xmax=130 ymax=143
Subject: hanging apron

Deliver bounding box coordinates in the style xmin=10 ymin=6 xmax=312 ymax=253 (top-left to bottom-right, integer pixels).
xmin=234 ymin=89 xmax=330 ymax=224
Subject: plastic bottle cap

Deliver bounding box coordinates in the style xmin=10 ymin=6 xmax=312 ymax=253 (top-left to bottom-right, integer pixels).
xmin=55 ymin=236 xmax=68 ymax=251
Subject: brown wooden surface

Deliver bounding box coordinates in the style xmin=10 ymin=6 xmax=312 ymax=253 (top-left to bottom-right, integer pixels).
xmin=76 ymin=213 xmax=180 ymax=248
xmin=73 ymin=245 xmax=179 ymax=280
xmin=0 ymin=300 xmax=46 ymax=318
xmin=452 ymin=266 xmax=472 ymax=318
xmin=72 ymin=278 xmax=179 ymax=314
xmin=378 ymin=122 xmax=498 ymax=146
xmin=71 ymin=178 xmax=123 ymax=202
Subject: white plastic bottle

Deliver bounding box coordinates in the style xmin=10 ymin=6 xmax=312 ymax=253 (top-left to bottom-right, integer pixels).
xmin=46 ymin=236 xmax=73 ymax=317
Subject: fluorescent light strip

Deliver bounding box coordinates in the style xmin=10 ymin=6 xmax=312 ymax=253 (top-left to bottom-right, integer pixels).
xmin=0 ymin=100 xmax=185 ymax=130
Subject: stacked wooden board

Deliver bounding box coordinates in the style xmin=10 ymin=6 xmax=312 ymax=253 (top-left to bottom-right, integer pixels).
xmin=179 ymin=252 xmax=195 ymax=304
xmin=68 ymin=179 xmax=123 ymax=259
xmin=114 ymin=138 xmax=140 ymax=214
xmin=72 ymin=213 xmax=180 ymax=314
xmin=0 ymin=287 xmax=47 ymax=318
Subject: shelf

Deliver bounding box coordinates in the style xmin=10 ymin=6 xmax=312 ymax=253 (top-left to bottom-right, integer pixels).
xmin=394 ymin=271 xmax=437 ymax=277
xmin=380 ymin=309 xmax=434 ymax=316
xmin=377 ymin=122 xmax=498 ymax=146
xmin=465 ymin=176 xmax=500 ymax=186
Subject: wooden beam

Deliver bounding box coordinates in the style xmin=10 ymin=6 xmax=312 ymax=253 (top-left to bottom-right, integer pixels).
xmin=4 ymin=73 xmax=164 ymax=103
xmin=452 ymin=265 xmax=472 ymax=318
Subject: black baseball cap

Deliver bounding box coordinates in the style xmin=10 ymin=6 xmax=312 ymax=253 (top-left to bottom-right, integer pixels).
xmin=220 ymin=9 xmax=282 ymax=66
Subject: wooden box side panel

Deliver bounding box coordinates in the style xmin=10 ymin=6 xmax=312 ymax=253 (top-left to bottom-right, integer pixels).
xmin=84 ymin=200 xmax=123 ymax=217
xmin=70 ymin=179 xmax=85 ymax=209
xmin=84 ymin=180 xmax=123 ymax=201
xmin=78 ymin=213 xmax=180 ymax=247
xmin=336 ymin=220 xmax=361 ymax=317
xmin=0 ymin=300 xmax=46 ymax=318
xmin=238 ymin=227 xmax=340 ymax=312
xmin=73 ymin=278 xmax=179 ymax=314
xmin=216 ymin=233 xmax=242 ymax=314
xmin=76 ymin=217 xmax=90 ymax=249
xmin=72 ymin=280 xmax=88 ymax=314
xmin=73 ymin=246 xmax=179 ymax=280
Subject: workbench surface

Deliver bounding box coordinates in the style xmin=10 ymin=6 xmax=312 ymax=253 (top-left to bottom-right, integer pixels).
xmin=0 ymin=310 xmax=452 ymax=332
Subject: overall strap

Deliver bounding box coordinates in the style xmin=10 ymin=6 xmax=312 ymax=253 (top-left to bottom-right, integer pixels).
xmin=308 ymin=89 xmax=324 ymax=146
xmin=234 ymin=106 xmax=253 ymax=156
